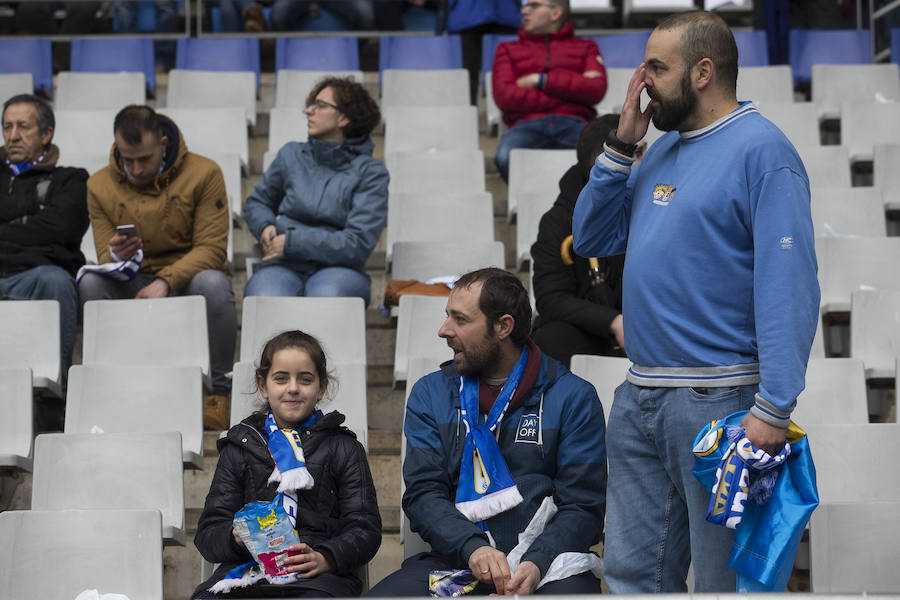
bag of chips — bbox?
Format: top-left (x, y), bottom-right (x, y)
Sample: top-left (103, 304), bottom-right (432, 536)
top-left (233, 497), bottom-right (301, 580)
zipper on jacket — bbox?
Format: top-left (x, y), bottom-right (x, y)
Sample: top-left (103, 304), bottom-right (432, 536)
top-left (8, 175), bottom-right (13, 195)
top-left (544, 35), bottom-right (551, 73)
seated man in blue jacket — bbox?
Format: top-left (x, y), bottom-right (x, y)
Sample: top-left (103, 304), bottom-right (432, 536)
top-left (367, 268), bottom-right (606, 596)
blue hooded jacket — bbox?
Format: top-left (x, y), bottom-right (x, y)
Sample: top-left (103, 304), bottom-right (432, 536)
top-left (243, 136), bottom-right (389, 276)
top-left (447, 0), bottom-right (521, 32)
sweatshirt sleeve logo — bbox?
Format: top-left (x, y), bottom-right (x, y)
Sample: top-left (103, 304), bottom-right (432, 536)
top-left (652, 184), bottom-right (677, 206)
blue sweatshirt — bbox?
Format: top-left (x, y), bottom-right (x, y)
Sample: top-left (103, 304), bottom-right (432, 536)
top-left (573, 103), bottom-right (820, 428)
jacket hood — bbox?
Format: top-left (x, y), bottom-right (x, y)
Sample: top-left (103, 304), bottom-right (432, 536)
top-left (307, 135), bottom-right (374, 170)
top-left (518, 19), bottom-right (575, 42)
top-left (0, 143), bottom-right (60, 170)
top-left (555, 163), bottom-right (586, 214)
top-left (108, 113), bottom-right (186, 192)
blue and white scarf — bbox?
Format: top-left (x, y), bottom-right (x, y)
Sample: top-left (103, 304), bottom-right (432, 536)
top-left (76, 249), bottom-right (143, 283)
top-left (694, 423), bottom-right (791, 530)
top-left (454, 348), bottom-right (526, 523)
top-left (209, 411), bottom-right (322, 594)
top-left (5, 148), bottom-right (47, 176)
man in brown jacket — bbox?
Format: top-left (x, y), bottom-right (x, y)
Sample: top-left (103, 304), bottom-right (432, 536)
top-left (78, 105), bottom-right (236, 430)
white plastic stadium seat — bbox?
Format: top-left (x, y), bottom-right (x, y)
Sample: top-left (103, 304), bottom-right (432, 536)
top-left (756, 102), bottom-right (820, 147)
top-left (230, 360), bottom-right (259, 428)
top-left (0, 509), bottom-right (163, 600)
top-left (31, 431), bottom-right (185, 545)
top-left (485, 72), bottom-right (504, 135)
top-left (239, 297), bottom-right (368, 448)
top-left (163, 107), bottom-right (249, 169)
top-left (737, 65), bottom-right (794, 104)
top-left (384, 105), bottom-right (479, 155)
top-left (391, 241), bottom-right (506, 281)
top-left (54, 109), bottom-right (119, 164)
top-left (381, 69), bottom-right (470, 115)
top-left (810, 187), bottom-right (886, 238)
top-left (516, 190), bottom-right (558, 270)
top-left (386, 150), bottom-right (485, 195)
top-left (802, 423), bottom-right (900, 504)
top-left (810, 501), bottom-right (900, 593)
top-left (0, 73), bottom-right (33, 101)
top-left (275, 69), bottom-right (363, 108)
top-left (82, 297), bottom-right (210, 379)
top-left (816, 236), bottom-right (900, 313)
top-left (850, 289), bottom-right (900, 379)
top-left (569, 354), bottom-right (629, 425)
top-left (595, 67), bottom-right (633, 114)
top-left (394, 294), bottom-right (452, 385)
top-left (167, 69), bottom-right (257, 126)
top-left (812, 64), bottom-right (900, 120)
top-left (795, 145), bottom-right (851, 188)
top-left (874, 144), bottom-right (900, 210)
top-left (508, 149), bottom-right (575, 222)
top-left (840, 102), bottom-right (900, 163)
top-left (205, 152), bottom-right (243, 219)
top-left (794, 358), bottom-right (868, 425)
top-left (55, 71), bottom-right (145, 110)
top-left (268, 106), bottom-right (308, 152)
top-left (386, 191), bottom-right (494, 265)
top-left (65, 364), bottom-right (204, 469)
top-left (0, 300), bottom-right (60, 396)
top-left (0, 367), bottom-right (33, 471)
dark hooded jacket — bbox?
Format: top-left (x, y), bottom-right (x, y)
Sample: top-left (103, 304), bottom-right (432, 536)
top-left (193, 410), bottom-right (381, 598)
top-left (0, 144), bottom-right (89, 277)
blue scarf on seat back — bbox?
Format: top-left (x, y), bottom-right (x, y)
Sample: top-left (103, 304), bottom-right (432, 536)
top-left (454, 347), bottom-right (527, 523)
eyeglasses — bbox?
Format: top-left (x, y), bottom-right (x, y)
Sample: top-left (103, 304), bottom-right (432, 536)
top-left (521, 1), bottom-right (552, 10)
top-left (308, 98), bottom-right (340, 111)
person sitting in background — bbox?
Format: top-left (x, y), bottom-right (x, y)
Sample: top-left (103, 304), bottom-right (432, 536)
top-left (270, 0), bottom-right (374, 30)
top-left (78, 105), bottom-right (236, 431)
top-left (243, 77), bottom-right (388, 304)
top-left (192, 330), bottom-right (381, 599)
top-left (0, 94), bottom-right (88, 389)
top-left (531, 114), bottom-right (636, 367)
top-left (492, 0), bottom-right (607, 181)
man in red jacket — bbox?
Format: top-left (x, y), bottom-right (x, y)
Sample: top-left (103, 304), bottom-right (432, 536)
top-left (492, 0), bottom-right (607, 182)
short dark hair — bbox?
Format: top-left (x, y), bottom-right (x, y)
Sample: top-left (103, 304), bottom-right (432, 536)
top-left (455, 268), bottom-right (532, 347)
top-left (3, 94), bottom-right (54, 137)
top-left (305, 77), bottom-right (381, 140)
top-left (113, 105), bottom-right (162, 145)
top-left (656, 10), bottom-right (738, 93)
top-left (577, 114), bottom-right (619, 180)
top-left (254, 330), bottom-right (336, 406)
top-left (548, 0), bottom-right (571, 22)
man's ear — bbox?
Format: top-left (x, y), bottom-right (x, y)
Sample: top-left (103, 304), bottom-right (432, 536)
top-left (159, 134), bottom-right (169, 151)
top-left (494, 314), bottom-right (515, 341)
top-left (694, 57), bottom-right (714, 90)
top-left (40, 126), bottom-right (53, 147)
top-left (338, 114), bottom-right (350, 130)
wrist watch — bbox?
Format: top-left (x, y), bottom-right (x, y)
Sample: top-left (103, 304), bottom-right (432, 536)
top-left (606, 129), bottom-right (638, 156)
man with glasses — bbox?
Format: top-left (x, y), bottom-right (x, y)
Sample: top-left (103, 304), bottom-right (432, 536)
top-left (492, 0), bottom-right (607, 182)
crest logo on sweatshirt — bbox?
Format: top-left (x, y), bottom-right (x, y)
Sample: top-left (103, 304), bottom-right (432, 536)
top-left (652, 184), bottom-right (677, 206)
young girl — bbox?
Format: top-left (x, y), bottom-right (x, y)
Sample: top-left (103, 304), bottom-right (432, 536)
top-left (192, 330), bottom-right (381, 598)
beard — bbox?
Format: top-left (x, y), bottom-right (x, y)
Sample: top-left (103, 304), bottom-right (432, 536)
top-left (451, 329), bottom-right (502, 378)
top-left (649, 70), bottom-right (697, 132)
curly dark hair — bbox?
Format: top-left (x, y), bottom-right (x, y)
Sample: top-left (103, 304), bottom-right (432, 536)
top-left (305, 77), bottom-right (381, 140)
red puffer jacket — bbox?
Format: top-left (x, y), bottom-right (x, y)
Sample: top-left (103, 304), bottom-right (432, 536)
top-left (492, 20), bottom-right (607, 128)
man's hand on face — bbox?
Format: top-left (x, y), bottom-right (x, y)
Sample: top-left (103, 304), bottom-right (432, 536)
top-left (135, 277), bottom-right (169, 299)
top-left (505, 561), bottom-right (541, 595)
top-left (108, 233), bottom-right (143, 261)
top-left (468, 546), bottom-right (511, 594)
top-left (618, 63), bottom-right (653, 145)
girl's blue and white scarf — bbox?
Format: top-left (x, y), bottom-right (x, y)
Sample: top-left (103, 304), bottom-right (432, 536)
top-left (5, 148), bottom-right (47, 176)
top-left (209, 410), bottom-right (322, 594)
top-left (454, 348), bottom-right (526, 523)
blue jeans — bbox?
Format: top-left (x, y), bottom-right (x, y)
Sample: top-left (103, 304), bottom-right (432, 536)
top-left (494, 115), bottom-right (585, 182)
top-left (270, 0), bottom-right (375, 30)
top-left (244, 264), bottom-right (371, 305)
top-left (114, 1), bottom-right (177, 68)
top-left (603, 381), bottom-right (758, 593)
top-left (0, 265), bottom-right (78, 390)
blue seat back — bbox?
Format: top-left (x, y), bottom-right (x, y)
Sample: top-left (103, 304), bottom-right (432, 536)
top-left (176, 37), bottom-right (261, 87)
top-left (481, 33), bottom-right (517, 80)
top-left (733, 30), bottom-right (769, 66)
top-left (892, 28), bottom-right (900, 65)
top-left (276, 37), bottom-right (360, 71)
top-left (71, 37), bottom-right (156, 92)
top-left (590, 30), bottom-right (651, 68)
top-left (379, 35), bottom-right (463, 72)
top-left (0, 39), bottom-right (51, 93)
top-left (790, 29), bottom-right (871, 83)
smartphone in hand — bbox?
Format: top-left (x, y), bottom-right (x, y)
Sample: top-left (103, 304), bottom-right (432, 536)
top-left (116, 224), bottom-right (138, 238)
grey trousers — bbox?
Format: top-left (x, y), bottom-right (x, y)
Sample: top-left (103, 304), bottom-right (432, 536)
top-left (78, 269), bottom-right (237, 394)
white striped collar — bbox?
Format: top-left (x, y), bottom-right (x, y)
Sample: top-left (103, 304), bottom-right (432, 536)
top-left (679, 101), bottom-right (758, 143)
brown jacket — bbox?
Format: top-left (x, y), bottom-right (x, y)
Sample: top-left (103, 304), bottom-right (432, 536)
top-left (86, 115), bottom-right (228, 292)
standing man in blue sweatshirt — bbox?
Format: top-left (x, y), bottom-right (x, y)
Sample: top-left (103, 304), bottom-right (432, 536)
top-left (573, 11), bottom-right (819, 593)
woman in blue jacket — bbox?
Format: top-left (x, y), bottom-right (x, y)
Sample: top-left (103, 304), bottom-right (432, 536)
top-left (243, 77), bottom-right (388, 303)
